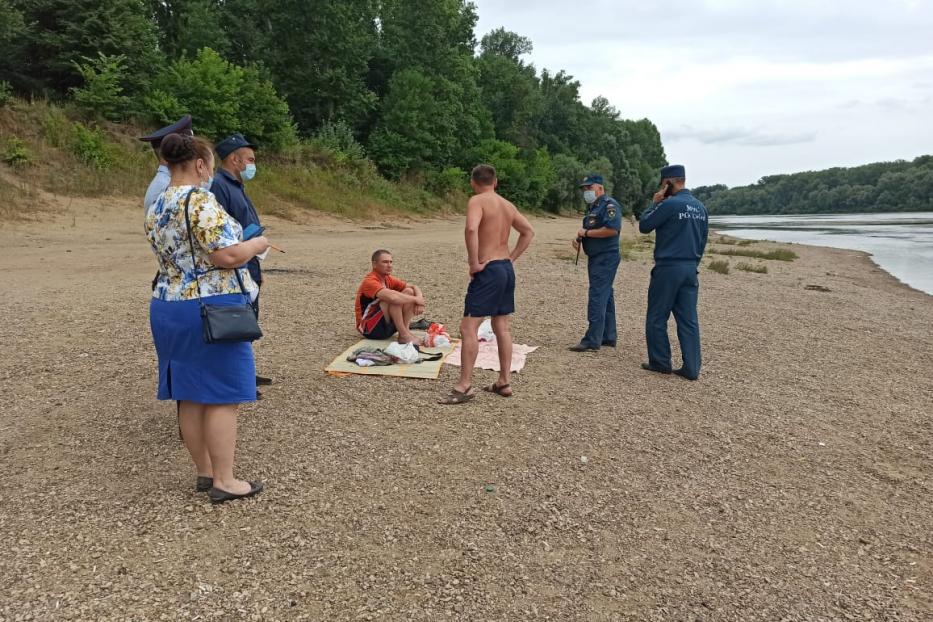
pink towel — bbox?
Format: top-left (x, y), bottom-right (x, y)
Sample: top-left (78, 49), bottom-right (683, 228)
top-left (446, 341), bottom-right (538, 372)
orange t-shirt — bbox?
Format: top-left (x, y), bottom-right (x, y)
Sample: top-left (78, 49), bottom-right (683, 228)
top-left (354, 271), bottom-right (408, 327)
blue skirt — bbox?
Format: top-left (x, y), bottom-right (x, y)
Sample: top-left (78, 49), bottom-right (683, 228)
top-left (150, 294), bottom-right (257, 404)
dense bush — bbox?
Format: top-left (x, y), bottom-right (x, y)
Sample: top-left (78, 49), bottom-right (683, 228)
top-left (311, 120), bottom-right (366, 162)
top-left (426, 167), bottom-right (468, 197)
top-left (70, 53), bottom-right (131, 121)
top-left (145, 48), bottom-right (296, 150)
top-left (70, 123), bottom-right (113, 168)
top-left (3, 137), bottom-right (32, 167)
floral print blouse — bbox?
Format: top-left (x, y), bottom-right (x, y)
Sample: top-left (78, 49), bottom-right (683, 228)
top-left (145, 185), bottom-right (259, 302)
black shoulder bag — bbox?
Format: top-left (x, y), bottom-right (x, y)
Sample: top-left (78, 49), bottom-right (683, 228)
top-left (182, 189), bottom-right (263, 344)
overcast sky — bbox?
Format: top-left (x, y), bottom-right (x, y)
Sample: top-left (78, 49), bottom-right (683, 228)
top-left (473, 0), bottom-right (933, 187)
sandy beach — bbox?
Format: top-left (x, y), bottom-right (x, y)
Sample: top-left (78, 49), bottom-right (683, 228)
top-left (1, 197), bottom-right (931, 620)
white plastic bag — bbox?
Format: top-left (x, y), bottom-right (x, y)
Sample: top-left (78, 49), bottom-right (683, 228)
top-left (477, 318), bottom-right (496, 342)
top-left (384, 341), bottom-right (419, 364)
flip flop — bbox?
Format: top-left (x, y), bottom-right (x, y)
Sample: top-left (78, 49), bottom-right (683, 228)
top-left (483, 383), bottom-right (512, 397)
top-left (438, 386), bottom-right (474, 405)
top-left (409, 318), bottom-right (432, 330)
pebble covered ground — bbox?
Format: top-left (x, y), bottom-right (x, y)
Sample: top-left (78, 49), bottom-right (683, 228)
top-left (1, 198), bottom-right (931, 621)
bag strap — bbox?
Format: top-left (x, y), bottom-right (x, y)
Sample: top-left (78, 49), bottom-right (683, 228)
top-left (181, 188), bottom-right (250, 303)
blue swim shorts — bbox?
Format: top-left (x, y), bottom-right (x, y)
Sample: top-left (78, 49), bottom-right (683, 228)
top-left (464, 259), bottom-right (515, 317)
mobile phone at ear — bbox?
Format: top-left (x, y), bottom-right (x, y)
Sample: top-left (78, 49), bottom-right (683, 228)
top-left (242, 223), bottom-right (265, 240)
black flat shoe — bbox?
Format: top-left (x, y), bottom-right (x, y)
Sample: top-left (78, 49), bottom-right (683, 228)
top-left (409, 318), bottom-right (432, 330)
top-left (602, 341), bottom-right (617, 348)
top-left (641, 362), bottom-right (672, 374)
top-left (255, 375), bottom-right (273, 386)
top-left (196, 476), bottom-right (214, 492)
top-left (209, 481), bottom-right (264, 504)
top-left (673, 368), bottom-right (698, 381)
top-left (569, 343), bottom-right (599, 352)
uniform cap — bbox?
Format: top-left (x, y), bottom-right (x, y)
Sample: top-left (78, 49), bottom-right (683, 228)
top-left (216, 133), bottom-right (257, 160)
top-left (138, 115), bottom-right (193, 149)
top-left (578, 174), bottom-right (604, 187)
top-left (660, 164), bottom-right (686, 179)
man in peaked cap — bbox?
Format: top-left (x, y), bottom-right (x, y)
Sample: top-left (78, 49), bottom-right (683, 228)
top-left (569, 173), bottom-right (624, 352)
top-left (210, 133), bottom-right (273, 390)
top-left (139, 114), bottom-right (193, 211)
top-left (637, 164), bottom-right (709, 380)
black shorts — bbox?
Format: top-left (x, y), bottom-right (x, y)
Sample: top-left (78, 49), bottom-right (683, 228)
top-left (359, 304), bottom-right (397, 340)
top-left (464, 259), bottom-right (515, 317)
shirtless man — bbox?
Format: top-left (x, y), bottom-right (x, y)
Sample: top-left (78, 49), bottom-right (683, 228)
top-left (439, 164), bottom-right (535, 404)
top-left (355, 249), bottom-right (426, 344)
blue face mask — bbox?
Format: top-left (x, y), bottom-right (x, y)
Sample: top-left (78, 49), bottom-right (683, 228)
top-left (241, 163), bottom-right (257, 181)
top-left (200, 176), bottom-right (214, 191)
top-left (583, 190), bottom-right (597, 204)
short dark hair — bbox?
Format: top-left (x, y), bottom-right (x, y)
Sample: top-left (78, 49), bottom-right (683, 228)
top-left (471, 164), bottom-right (497, 186)
top-left (371, 249), bottom-right (391, 263)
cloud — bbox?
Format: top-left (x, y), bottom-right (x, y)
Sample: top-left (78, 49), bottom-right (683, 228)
top-left (666, 125), bottom-right (818, 147)
top-left (471, 0), bottom-right (933, 186)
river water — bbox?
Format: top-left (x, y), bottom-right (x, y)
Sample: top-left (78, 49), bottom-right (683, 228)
top-left (709, 212), bottom-right (933, 295)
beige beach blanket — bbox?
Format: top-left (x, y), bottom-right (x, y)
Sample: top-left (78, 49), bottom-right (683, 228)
top-left (324, 337), bottom-right (458, 379)
top-left (445, 341), bottom-right (538, 373)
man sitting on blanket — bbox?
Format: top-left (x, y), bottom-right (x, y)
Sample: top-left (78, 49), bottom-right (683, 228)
top-left (355, 249), bottom-right (427, 344)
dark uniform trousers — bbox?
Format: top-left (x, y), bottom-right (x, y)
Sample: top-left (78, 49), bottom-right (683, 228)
top-left (582, 251), bottom-right (621, 347)
top-left (645, 262), bottom-right (701, 377)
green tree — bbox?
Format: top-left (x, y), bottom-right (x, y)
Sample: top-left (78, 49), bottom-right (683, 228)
top-left (464, 139), bottom-right (554, 209)
top-left (476, 29), bottom-right (541, 148)
top-left (254, 0), bottom-right (378, 135)
top-left (369, 69), bottom-right (489, 178)
top-left (7, 0), bottom-right (162, 97)
top-left (70, 53), bottom-right (131, 121)
top-left (379, 0), bottom-right (478, 77)
top-left (0, 0), bottom-right (24, 57)
top-left (546, 153), bottom-right (588, 212)
top-left (146, 48), bottom-right (295, 149)
top-left (148, 0), bottom-right (231, 59)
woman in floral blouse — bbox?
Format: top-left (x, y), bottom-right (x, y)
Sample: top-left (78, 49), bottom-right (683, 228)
top-left (146, 133), bottom-right (271, 504)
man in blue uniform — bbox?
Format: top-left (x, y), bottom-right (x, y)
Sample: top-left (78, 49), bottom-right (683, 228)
top-left (139, 114), bottom-right (193, 210)
top-left (569, 174), bottom-right (624, 352)
top-left (211, 133), bottom-right (272, 388)
top-left (638, 164), bottom-right (708, 380)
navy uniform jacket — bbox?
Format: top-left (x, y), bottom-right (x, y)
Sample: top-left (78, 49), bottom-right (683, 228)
top-left (582, 195), bottom-right (623, 256)
top-left (211, 169), bottom-right (263, 285)
top-left (639, 189), bottom-right (708, 265)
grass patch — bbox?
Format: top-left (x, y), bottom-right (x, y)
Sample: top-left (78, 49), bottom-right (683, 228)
top-left (711, 247), bottom-right (798, 261)
top-left (736, 262), bottom-right (768, 274)
top-left (1, 98), bottom-right (469, 220)
top-left (707, 259), bottom-right (730, 274)
top-left (715, 236), bottom-right (755, 246)
top-left (0, 175), bottom-right (44, 220)
top-left (619, 235), bottom-right (654, 261)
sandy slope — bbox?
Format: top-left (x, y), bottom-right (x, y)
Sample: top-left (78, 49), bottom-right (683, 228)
top-left (0, 195), bottom-right (931, 621)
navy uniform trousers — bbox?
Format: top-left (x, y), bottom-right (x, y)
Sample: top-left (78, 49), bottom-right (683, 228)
top-left (645, 262), bottom-right (701, 377)
top-left (582, 251), bottom-right (621, 347)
